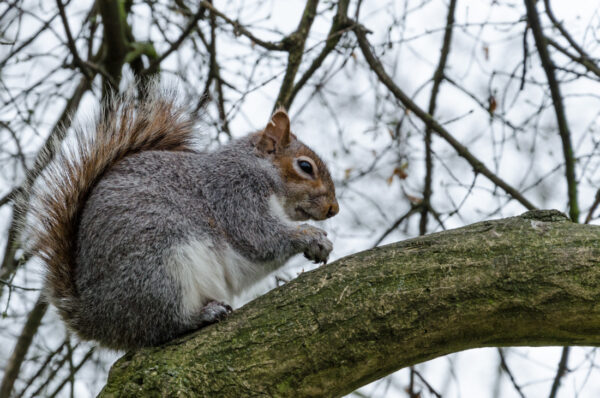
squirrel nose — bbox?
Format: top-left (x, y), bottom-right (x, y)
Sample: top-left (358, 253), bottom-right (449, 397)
top-left (326, 201), bottom-right (339, 218)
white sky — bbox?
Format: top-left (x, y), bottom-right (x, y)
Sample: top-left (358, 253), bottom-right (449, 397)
top-left (1, 0), bottom-right (599, 397)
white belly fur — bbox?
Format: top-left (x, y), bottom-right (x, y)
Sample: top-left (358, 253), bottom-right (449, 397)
top-left (166, 239), bottom-right (270, 316)
top-left (167, 194), bottom-right (291, 316)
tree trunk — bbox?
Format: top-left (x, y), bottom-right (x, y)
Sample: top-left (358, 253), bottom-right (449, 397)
top-left (99, 210), bottom-right (600, 397)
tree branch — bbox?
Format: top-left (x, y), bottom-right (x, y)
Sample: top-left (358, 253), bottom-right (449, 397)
top-left (584, 189), bottom-right (600, 225)
top-left (545, 37), bottom-right (600, 79)
top-left (0, 295), bottom-right (48, 398)
top-left (353, 25), bottom-right (537, 211)
top-left (1, 76), bottom-right (92, 298)
top-left (197, 1), bottom-right (285, 51)
top-left (284, 0), bottom-right (351, 109)
top-left (524, 0), bottom-right (578, 221)
top-left (100, 210), bottom-right (600, 397)
top-left (420, 0), bottom-right (457, 235)
top-left (144, 5), bottom-right (206, 75)
top-left (98, 0), bottom-right (129, 95)
top-left (548, 346), bottom-right (570, 398)
top-left (207, 1), bottom-right (231, 137)
top-left (56, 0), bottom-right (92, 79)
top-left (497, 348), bottom-right (526, 398)
top-left (543, 0), bottom-right (600, 78)
top-left (274, 0), bottom-right (320, 108)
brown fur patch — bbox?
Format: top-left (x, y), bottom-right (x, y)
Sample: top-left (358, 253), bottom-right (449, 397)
top-left (276, 144), bottom-right (332, 192)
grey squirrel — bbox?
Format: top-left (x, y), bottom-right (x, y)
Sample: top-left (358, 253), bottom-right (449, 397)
top-left (26, 91), bottom-right (338, 350)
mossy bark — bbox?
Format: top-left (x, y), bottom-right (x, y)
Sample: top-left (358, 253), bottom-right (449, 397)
top-left (99, 210), bottom-right (600, 397)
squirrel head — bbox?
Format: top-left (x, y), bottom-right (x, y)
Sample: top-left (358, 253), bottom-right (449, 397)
top-left (252, 108), bottom-right (339, 221)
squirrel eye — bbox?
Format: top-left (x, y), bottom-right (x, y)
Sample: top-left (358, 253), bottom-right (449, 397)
top-left (297, 160), bottom-right (313, 175)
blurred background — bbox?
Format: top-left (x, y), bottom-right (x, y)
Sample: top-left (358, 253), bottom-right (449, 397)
top-left (0, 0), bottom-right (599, 396)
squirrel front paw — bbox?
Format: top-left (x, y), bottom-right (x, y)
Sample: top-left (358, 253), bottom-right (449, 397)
top-left (297, 224), bottom-right (333, 264)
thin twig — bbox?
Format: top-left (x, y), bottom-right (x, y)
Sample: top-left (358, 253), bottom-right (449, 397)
top-left (0, 13), bottom-right (60, 70)
top-left (546, 37), bottom-right (600, 79)
top-left (584, 189), bottom-right (600, 224)
top-left (0, 295), bottom-right (49, 398)
top-left (207, 0), bottom-right (231, 137)
top-left (46, 348), bottom-right (95, 398)
top-left (543, 0), bottom-right (600, 77)
top-left (497, 348), bottom-right (527, 398)
top-left (420, 0), bottom-right (457, 236)
top-left (145, 5), bottom-right (206, 74)
top-left (0, 279), bottom-right (40, 291)
top-left (27, 345), bottom-right (75, 398)
top-left (373, 205), bottom-right (419, 247)
top-left (548, 346), bottom-right (570, 398)
top-left (0, 76), bottom-right (92, 301)
top-left (412, 369), bottom-right (442, 398)
top-left (56, 0), bottom-right (92, 79)
top-left (14, 341), bottom-right (67, 398)
top-left (524, 0), bottom-right (578, 221)
top-left (353, 25), bottom-right (536, 211)
top-left (198, 1), bottom-right (285, 51)
top-left (520, 24), bottom-right (529, 90)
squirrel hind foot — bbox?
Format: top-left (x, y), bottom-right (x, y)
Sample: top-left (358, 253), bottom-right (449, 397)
top-left (195, 300), bottom-right (233, 327)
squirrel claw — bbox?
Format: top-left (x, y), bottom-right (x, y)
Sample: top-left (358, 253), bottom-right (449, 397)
top-left (301, 226), bottom-right (333, 264)
top-left (196, 300), bottom-right (232, 327)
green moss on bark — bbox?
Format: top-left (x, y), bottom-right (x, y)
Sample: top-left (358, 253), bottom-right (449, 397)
top-left (99, 210), bottom-right (600, 397)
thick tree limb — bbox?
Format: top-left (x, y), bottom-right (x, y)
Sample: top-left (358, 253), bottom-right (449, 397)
top-left (99, 210), bottom-right (600, 397)
top-left (98, 0), bottom-right (129, 94)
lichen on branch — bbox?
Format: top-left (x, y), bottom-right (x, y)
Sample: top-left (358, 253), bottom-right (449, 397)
top-left (100, 210), bottom-right (600, 398)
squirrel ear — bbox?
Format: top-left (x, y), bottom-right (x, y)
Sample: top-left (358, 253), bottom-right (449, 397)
top-left (257, 109), bottom-right (291, 153)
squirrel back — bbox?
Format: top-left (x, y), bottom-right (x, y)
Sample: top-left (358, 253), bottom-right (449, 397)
top-left (27, 91), bottom-right (196, 329)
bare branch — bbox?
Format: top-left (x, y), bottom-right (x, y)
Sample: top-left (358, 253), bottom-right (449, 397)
top-left (0, 295), bottom-right (48, 398)
top-left (98, 0), bottom-right (130, 94)
top-left (284, 0), bottom-right (351, 109)
top-left (546, 37), bottom-right (600, 79)
top-left (497, 348), bottom-right (527, 398)
top-left (56, 0), bottom-right (92, 79)
top-left (548, 346), bottom-right (570, 398)
top-left (584, 189), bottom-right (600, 225)
top-left (144, 5), bottom-right (206, 75)
top-left (1, 76), bottom-right (92, 298)
top-left (198, 1), bottom-right (285, 51)
top-left (353, 24), bottom-right (537, 211)
top-left (524, 0), bottom-right (578, 221)
top-left (420, 0), bottom-right (457, 235)
top-left (543, 0), bottom-right (600, 77)
top-left (274, 0), bottom-right (320, 108)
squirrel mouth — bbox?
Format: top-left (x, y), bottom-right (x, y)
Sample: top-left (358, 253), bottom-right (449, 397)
top-left (295, 207), bottom-right (313, 220)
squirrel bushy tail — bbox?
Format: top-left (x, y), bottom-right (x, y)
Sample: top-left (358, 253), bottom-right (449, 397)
top-left (26, 90), bottom-right (196, 328)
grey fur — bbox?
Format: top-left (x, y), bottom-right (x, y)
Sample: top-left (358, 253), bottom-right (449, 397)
top-left (73, 136), bottom-right (333, 349)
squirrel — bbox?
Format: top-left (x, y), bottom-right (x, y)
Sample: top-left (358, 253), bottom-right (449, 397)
top-left (26, 90), bottom-right (339, 350)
